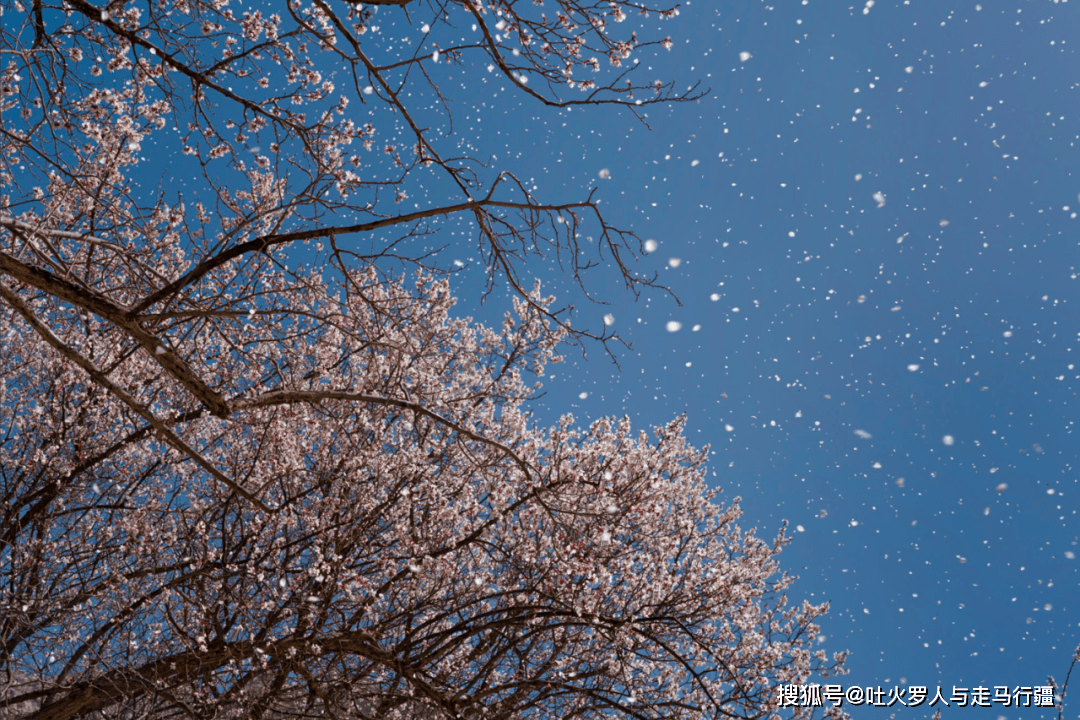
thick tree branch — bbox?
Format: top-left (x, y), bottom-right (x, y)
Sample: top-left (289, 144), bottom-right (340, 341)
top-left (0, 279), bottom-right (271, 511)
top-left (0, 250), bottom-right (231, 418)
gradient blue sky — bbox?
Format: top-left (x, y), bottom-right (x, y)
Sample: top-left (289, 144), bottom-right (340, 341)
top-left (434, 0), bottom-right (1080, 715)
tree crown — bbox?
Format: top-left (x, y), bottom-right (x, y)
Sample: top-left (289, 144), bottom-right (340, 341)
top-left (1, 0), bottom-right (845, 717)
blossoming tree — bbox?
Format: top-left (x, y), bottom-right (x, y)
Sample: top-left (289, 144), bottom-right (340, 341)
top-left (0, 0), bottom-right (847, 717)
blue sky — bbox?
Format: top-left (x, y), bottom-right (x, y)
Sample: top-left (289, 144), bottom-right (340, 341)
top-left (432, 0), bottom-right (1080, 714)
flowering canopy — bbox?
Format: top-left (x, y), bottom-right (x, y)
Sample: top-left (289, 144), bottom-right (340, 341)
top-left (1, 0), bottom-right (845, 717)
top-left (1, 271), bottom-right (845, 718)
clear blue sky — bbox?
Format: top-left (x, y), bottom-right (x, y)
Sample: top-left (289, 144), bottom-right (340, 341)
top-left (438, 0), bottom-right (1080, 714)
